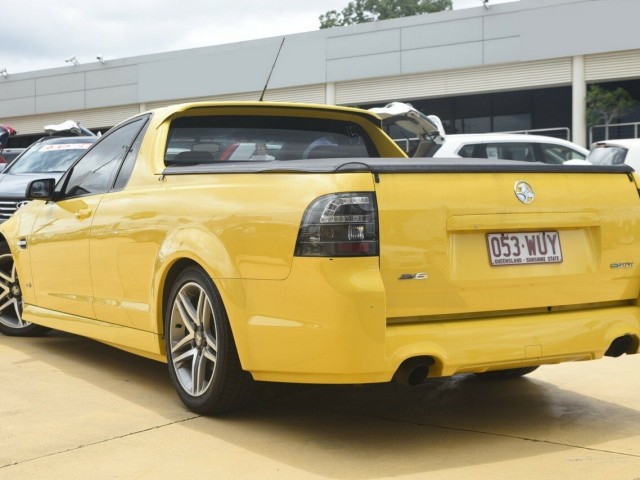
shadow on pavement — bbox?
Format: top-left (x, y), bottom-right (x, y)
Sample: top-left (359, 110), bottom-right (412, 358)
top-left (3, 330), bottom-right (640, 478)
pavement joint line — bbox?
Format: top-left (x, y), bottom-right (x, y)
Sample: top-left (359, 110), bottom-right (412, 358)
top-left (0, 414), bottom-right (201, 469)
top-left (309, 406), bottom-right (640, 460)
top-left (4, 399), bottom-right (640, 469)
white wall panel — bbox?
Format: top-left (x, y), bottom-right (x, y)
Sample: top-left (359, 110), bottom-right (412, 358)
top-left (261, 84), bottom-right (326, 104)
top-left (327, 30), bottom-right (400, 60)
top-left (86, 85), bottom-right (138, 109)
top-left (402, 42), bottom-right (483, 75)
top-left (483, 37), bottom-right (521, 65)
top-left (145, 84), bottom-right (327, 110)
top-left (328, 53), bottom-right (401, 82)
top-left (0, 79), bottom-right (35, 101)
top-left (0, 97), bottom-right (36, 118)
top-left (36, 92), bottom-right (85, 114)
top-left (86, 65), bottom-right (138, 89)
top-left (402, 18), bottom-right (482, 49)
top-left (36, 73), bottom-right (84, 95)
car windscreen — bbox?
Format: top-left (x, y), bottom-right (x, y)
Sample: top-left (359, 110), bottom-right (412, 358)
top-left (165, 115), bottom-right (378, 166)
top-left (8, 142), bottom-right (94, 174)
top-left (587, 146), bottom-right (628, 166)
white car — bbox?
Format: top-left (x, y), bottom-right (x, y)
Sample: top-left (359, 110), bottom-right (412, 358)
top-left (587, 138), bottom-right (640, 170)
top-left (430, 133), bottom-right (589, 164)
top-left (371, 102), bottom-right (589, 164)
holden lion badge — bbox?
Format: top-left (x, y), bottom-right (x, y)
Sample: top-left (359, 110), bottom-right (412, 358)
top-left (514, 181), bottom-right (535, 204)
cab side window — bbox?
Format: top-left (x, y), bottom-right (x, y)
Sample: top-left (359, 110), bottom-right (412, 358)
top-left (63, 117), bottom-right (147, 198)
top-left (486, 143), bottom-right (535, 162)
top-left (457, 144), bottom-right (477, 158)
top-left (539, 143), bottom-right (586, 164)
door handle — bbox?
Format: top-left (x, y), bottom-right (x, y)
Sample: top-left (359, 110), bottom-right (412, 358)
top-left (75, 208), bottom-right (92, 219)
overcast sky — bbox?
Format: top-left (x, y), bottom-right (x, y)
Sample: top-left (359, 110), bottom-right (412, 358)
top-left (1, 0), bottom-right (517, 75)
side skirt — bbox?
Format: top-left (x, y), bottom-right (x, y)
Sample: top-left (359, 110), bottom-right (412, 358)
top-left (23, 304), bottom-right (165, 362)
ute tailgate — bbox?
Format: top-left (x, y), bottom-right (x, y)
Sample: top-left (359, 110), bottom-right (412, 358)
top-left (372, 162), bottom-right (640, 320)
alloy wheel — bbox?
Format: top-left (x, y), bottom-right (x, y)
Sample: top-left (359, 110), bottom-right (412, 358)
top-left (168, 281), bottom-right (218, 397)
top-left (0, 253), bottom-right (28, 330)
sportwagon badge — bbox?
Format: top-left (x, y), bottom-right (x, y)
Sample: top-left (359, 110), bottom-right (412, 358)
top-left (514, 181), bottom-right (535, 204)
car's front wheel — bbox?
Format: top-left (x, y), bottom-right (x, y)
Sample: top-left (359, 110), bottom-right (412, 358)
top-left (0, 241), bottom-right (49, 337)
top-left (165, 266), bottom-right (253, 414)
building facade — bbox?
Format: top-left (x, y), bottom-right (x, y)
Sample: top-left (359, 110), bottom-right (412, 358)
top-left (1, 0), bottom-right (639, 147)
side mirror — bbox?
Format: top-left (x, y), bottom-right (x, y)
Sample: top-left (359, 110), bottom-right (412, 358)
top-left (26, 178), bottom-right (56, 200)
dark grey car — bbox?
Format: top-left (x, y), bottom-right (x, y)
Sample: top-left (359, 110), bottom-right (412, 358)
top-left (0, 136), bottom-right (97, 221)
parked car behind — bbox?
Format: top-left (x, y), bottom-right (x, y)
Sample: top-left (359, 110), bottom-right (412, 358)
top-left (0, 148), bottom-right (25, 164)
top-left (0, 136), bottom-right (96, 221)
top-left (0, 124), bottom-right (17, 165)
top-left (587, 138), bottom-right (640, 170)
top-left (371, 102), bottom-right (589, 164)
top-left (431, 133), bottom-right (589, 164)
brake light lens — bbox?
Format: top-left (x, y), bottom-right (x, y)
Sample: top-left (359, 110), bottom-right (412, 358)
top-left (295, 192), bottom-right (378, 257)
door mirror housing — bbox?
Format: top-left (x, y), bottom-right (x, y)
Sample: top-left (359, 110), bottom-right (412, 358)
top-left (26, 178), bottom-right (56, 200)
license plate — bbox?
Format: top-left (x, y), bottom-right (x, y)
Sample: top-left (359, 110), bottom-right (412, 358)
top-left (487, 231), bottom-right (563, 266)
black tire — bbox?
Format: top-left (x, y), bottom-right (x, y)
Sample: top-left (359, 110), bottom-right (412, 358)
top-left (475, 366), bottom-right (539, 380)
top-left (0, 241), bottom-right (49, 337)
top-left (164, 266), bottom-right (253, 414)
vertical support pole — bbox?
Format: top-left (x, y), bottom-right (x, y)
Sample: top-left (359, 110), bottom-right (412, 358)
top-left (572, 55), bottom-right (587, 147)
top-left (326, 82), bottom-right (336, 106)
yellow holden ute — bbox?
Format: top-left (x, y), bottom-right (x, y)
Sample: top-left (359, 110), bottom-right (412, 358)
top-left (1, 101), bottom-right (639, 414)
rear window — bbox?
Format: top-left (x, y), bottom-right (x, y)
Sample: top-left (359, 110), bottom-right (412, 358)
top-left (165, 115), bottom-right (378, 166)
top-left (588, 146), bottom-right (628, 166)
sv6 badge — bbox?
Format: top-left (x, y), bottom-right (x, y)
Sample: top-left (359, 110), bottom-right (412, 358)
top-left (399, 273), bottom-right (428, 280)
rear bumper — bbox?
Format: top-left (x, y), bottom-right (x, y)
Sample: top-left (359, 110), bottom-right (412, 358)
top-left (386, 304), bottom-right (640, 378)
top-left (220, 258), bottom-right (640, 383)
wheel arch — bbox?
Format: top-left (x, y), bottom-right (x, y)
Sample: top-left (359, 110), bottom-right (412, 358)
top-left (155, 256), bottom-right (251, 368)
top-left (151, 225), bottom-right (248, 358)
top-left (152, 225), bottom-right (239, 323)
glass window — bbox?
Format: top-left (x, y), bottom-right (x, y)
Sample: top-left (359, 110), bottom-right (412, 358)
top-left (63, 117), bottom-right (147, 198)
top-left (385, 124), bottom-right (420, 155)
top-left (540, 143), bottom-right (587, 164)
top-left (454, 117), bottom-right (491, 134)
top-left (493, 114), bottom-right (532, 132)
top-left (457, 144), bottom-right (477, 158)
top-left (485, 143), bottom-right (535, 161)
top-left (8, 140), bottom-right (95, 174)
top-left (588, 146), bottom-right (628, 165)
top-left (165, 115), bottom-right (377, 165)
top-left (113, 117), bottom-right (150, 190)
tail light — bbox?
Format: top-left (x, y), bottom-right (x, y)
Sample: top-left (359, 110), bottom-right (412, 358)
top-left (295, 192), bottom-right (378, 257)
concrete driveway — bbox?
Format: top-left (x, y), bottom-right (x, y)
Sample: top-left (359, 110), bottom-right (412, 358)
top-left (2, 330), bottom-right (640, 479)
